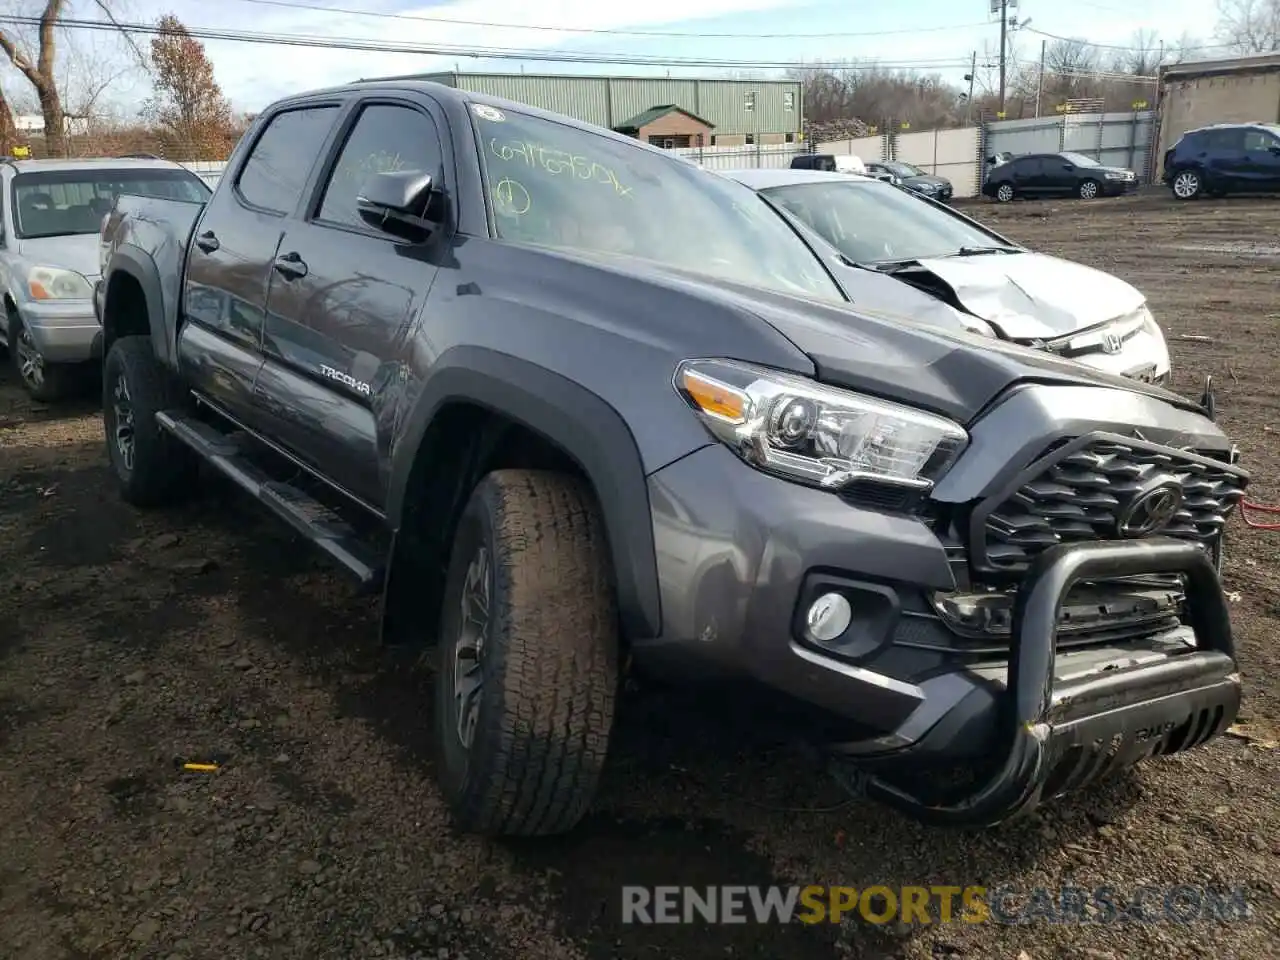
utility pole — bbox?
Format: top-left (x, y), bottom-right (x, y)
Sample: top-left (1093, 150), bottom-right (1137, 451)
top-left (965, 51), bottom-right (977, 124)
top-left (997, 0), bottom-right (1008, 114)
top-left (1035, 37), bottom-right (1046, 117)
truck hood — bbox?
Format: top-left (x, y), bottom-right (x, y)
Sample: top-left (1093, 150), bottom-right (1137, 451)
top-left (15, 234), bottom-right (103, 281)
top-left (494, 244), bottom-right (1195, 424)
top-left (908, 250), bottom-right (1146, 339)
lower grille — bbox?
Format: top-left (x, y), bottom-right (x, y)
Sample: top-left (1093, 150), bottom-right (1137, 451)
top-left (969, 433), bottom-right (1247, 575)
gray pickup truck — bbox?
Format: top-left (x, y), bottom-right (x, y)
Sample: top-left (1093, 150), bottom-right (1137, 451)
top-left (95, 78), bottom-right (1248, 837)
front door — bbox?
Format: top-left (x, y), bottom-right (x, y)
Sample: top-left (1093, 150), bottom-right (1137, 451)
top-left (1241, 128), bottom-right (1280, 190)
top-left (255, 99), bottom-right (450, 510)
top-left (179, 103), bottom-right (341, 426)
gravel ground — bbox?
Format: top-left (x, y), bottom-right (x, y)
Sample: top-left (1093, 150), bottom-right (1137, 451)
top-left (1, 194), bottom-right (1278, 960)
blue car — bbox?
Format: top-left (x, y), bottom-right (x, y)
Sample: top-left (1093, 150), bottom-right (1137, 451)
top-left (1163, 122), bottom-right (1280, 200)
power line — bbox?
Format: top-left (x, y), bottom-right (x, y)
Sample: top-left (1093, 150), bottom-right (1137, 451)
top-left (2, 14), bottom-right (974, 71)
top-left (1021, 26), bottom-right (1237, 54)
top-left (224, 0), bottom-right (995, 41)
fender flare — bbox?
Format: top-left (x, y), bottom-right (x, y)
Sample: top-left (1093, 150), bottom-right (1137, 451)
top-left (103, 246), bottom-right (174, 367)
top-left (387, 346), bottom-right (662, 641)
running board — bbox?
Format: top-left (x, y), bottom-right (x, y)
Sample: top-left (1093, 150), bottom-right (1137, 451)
top-left (155, 410), bottom-right (384, 589)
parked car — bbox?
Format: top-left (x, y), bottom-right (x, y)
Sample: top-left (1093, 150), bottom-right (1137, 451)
top-left (791, 153), bottom-right (867, 175)
top-left (97, 80), bottom-right (1245, 838)
top-left (722, 169), bottom-right (1171, 385)
top-left (865, 160), bottom-right (953, 201)
top-left (0, 156), bottom-right (211, 400)
top-left (1162, 122), bottom-right (1280, 200)
top-left (982, 151), bottom-right (1138, 202)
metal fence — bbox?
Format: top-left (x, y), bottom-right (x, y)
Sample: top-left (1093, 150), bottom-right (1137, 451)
top-left (177, 108), bottom-right (1158, 198)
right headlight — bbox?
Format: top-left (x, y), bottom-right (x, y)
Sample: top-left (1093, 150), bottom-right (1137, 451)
top-left (674, 359), bottom-right (969, 491)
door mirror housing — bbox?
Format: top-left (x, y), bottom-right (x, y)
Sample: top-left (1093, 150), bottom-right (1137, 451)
top-left (356, 170), bottom-right (437, 241)
top-left (1269, 143), bottom-right (1280, 156)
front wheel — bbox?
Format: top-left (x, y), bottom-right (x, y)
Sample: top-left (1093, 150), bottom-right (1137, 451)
top-left (1171, 169), bottom-right (1203, 201)
top-left (102, 335), bottom-right (198, 507)
top-left (433, 469), bottom-right (619, 837)
top-left (995, 183), bottom-right (1015, 203)
top-left (9, 311), bottom-right (79, 402)
top-left (1078, 179), bottom-right (1100, 200)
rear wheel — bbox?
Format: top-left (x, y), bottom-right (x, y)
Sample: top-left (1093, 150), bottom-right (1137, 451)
top-left (433, 469), bottom-right (619, 837)
top-left (102, 335), bottom-right (198, 507)
top-left (995, 183), bottom-right (1015, 203)
top-left (1171, 169), bottom-right (1203, 201)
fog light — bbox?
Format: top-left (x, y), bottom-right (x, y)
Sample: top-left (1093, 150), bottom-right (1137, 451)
top-left (806, 592), bottom-right (852, 643)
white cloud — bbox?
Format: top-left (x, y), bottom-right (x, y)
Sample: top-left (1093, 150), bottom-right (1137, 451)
top-left (193, 0), bottom-right (813, 108)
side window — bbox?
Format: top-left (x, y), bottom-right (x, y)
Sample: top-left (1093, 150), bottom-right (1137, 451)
top-left (317, 104), bottom-right (443, 231)
top-left (236, 106), bottom-right (339, 214)
top-left (1243, 129), bottom-right (1277, 152)
top-left (1012, 157), bottom-right (1040, 177)
top-left (1207, 128), bottom-right (1244, 151)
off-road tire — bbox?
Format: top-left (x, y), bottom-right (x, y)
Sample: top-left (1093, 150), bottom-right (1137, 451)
top-left (9, 309), bottom-right (78, 402)
top-left (103, 335), bottom-right (198, 508)
top-left (434, 468), bottom-right (619, 837)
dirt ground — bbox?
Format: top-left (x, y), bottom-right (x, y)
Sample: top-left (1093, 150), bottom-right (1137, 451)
top-left (2, 194), bottom-right (1278, 960)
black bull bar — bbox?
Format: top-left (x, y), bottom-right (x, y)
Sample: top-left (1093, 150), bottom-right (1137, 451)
top-left (859, 538), bottom-right (1241, 826)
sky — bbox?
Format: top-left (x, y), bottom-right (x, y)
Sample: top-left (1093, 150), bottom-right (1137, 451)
top-left (1, 0), bottom-right (1227, 116)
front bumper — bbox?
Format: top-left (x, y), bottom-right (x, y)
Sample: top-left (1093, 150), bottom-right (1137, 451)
top-left (642, 444), bottom-right (1240, 826)
top-left (841, 538), bottom-right (1238, 826)
top-left (1102, 178), bottom-right (1139, 196)
top-left (19, 298), bottom-right (101, 363)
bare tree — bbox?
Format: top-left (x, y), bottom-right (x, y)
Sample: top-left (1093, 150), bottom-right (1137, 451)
top-left (0, 0), bottom-right (145, 156)
top-left (1215, 0), bottom-right (1280, 53)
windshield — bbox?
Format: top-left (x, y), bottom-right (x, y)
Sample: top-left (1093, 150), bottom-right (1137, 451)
top-left (885, 161), bottom-right (924, 178)
top-left (12, 168), bottom-right (211, 239)
top-left (761, 179), bottom-right (1010, 264)
top-left (472, 105), bottom-right (845, 304)
top-left (1060, 152), bottom-right (1100, 167)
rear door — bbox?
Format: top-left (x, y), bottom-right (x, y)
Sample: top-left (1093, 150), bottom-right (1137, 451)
top-left (180, 101), bottom-right (341, 425)
top-left (1009, 156), bottom-right (1044, 194)
top-left (1204, 128), bottom-right (1247, 186)
top-left (254, 96), bottom-right (452, 510)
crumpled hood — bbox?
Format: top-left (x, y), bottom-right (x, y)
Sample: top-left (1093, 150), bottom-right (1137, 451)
top-left (911, 250), bottom-right (1146, 339)
top-left (15, 234), bottom-right (103, 281)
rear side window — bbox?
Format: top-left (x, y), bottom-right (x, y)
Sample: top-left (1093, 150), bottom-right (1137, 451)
top-left (1011, 157), bottom-right (1040, 176)
top-left (237, 106), bottom-right (339, 214)
top-left (1205, 128), bottom-right (1244, 151)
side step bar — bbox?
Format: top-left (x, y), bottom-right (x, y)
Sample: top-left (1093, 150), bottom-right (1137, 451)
top-left (156, 410), bottom-right (384, 590)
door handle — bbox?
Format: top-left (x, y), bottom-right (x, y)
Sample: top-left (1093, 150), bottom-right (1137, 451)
top-left (273, 252), bottom-right (308, 280)
top-left (195, 230), bottom-right (219, 253)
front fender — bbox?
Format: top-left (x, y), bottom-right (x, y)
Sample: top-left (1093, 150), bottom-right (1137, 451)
top-left (387, 346), bottom-right (666, 641)
top-left (104, 245), bottom-right (174, 368)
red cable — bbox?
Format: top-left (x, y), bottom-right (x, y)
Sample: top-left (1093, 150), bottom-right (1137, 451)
top-left (1240, 498), bottom-right (1280, 531)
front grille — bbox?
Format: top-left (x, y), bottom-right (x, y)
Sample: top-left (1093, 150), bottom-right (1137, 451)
top-left (968, 434), bottom-right (1247, 575)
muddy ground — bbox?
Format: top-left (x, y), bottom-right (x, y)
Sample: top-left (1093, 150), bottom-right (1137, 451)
top-left (1, 195), bottom-right (1278, 960)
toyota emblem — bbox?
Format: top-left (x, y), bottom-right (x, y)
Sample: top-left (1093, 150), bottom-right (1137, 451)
top-left (1116, 480), bottom-right (1184, 537)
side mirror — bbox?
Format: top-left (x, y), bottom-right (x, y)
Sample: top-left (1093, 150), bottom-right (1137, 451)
top-left (356, 170), bottom-right (437, 240)
top-left (1269, 144), bottom-right (1280, 155)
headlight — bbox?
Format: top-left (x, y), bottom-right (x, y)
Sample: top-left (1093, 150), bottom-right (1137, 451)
top-left (26, 265), bottom-right (93, 300)
top-left (1104, 171), bottom-right (1130, 180)
top-left (674, 359), bottom-right (969, 490)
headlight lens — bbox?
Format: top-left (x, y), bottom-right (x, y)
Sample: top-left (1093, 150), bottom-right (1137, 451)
top-left (27, 265), bottom-right (93, 300)
top-left (674, 359), bottom-right (969, 490)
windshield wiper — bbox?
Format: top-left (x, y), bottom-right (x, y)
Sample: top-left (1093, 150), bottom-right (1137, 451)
top-left (951, 245), bottom-right (1021, 257)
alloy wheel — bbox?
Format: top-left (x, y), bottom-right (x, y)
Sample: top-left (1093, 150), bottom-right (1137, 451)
top-left (112, 370), bottom-right (136, 472)
top-left (15, 325), bottom-right (45, 391)
top-left (1079, 180), bottom-right (1098, 200)
top-left (1173, 171), bottom-right (1200, 199)
top-left (452, 544), bottom-right (491, 749)
top-left (996, 184), bottom-right (1013, 202)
